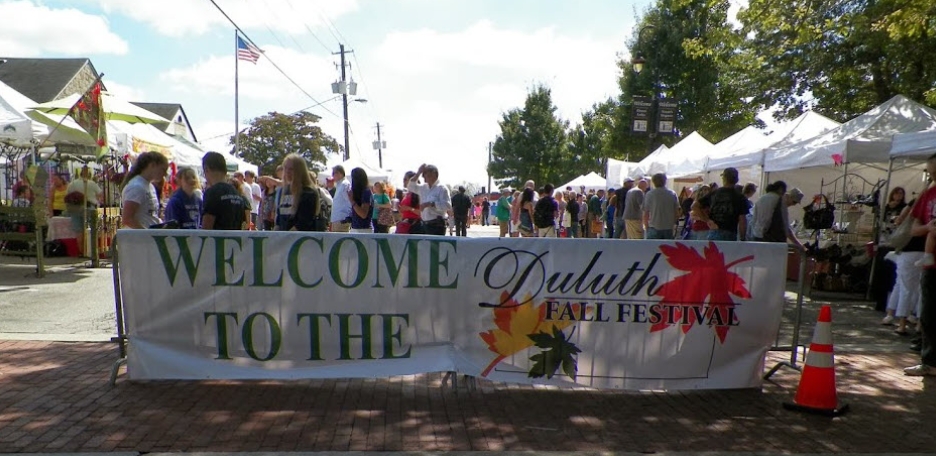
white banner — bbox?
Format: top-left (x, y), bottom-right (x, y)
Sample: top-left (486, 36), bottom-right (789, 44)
top-left (117, 230), bottom-right (787, 390)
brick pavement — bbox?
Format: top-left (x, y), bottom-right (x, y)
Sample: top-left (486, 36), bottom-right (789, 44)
top-left (0, 339), bottom-right (934, 453)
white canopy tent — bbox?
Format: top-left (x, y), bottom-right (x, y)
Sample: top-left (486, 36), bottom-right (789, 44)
top-left (760, 96), bottom-right (936, 231)
top-left (890, 129), bottom-right (936, 159)
top-left (651, 131), bottom-right (715, 179)
top-left (327, 157), bottom-right (391, 185)
top-left (706, 112), bottom-right (841, 172)
top-left (628, 144), bottom-right (668, 178)
top-left (560, 172), bottom-right (607, 192)
top-left (605, 158), bottom-right (639, 189)
top-left (0, 80), bottom-right (95, 149)
top-left (764, 95), bottom-right (936, 172)
top-left (0, 94), bottom-right (32, 146)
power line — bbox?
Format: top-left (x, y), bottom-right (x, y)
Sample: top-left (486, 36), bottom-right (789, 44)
top-left (259, 0), bottom-right (310, 54)
top-left (206, 0), bottom-right (339, 119)
top-left (284, 0), bottom-right (335, 54)
top-left (317, 10), bottom-right (344, 44)
top-left (350, 52), bottom-right (380, 119)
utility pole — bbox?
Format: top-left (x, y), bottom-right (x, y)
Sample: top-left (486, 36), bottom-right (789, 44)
top-left (332, 44), bottom-right (353, 161)
top-left (375, 122), bottom-right (384, 168)
top-left (487, 141), bottom-right (492, 195)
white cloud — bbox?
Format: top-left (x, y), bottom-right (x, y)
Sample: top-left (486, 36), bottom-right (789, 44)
top-left (195, 119), bottom-right (241, 153)
top-left (0, 0), bottom-right (128, 56)
top-left (103, 80), bottom-right (145, 101)
top-left (170, 20), bottom-right (629, 186)
top-left (159, 45), bottom-right (335, 103)
top-left (97, 0), bottom-right (359, 37)
top-left (361, 21), bottom-right (626, 184)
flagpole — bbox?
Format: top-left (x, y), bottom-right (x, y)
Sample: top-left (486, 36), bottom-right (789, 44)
top-left (234, 30), bottom-right (240, 157)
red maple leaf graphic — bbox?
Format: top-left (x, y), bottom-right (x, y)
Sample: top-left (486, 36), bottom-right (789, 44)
top-left (650, 242), bottom-right (753, 342)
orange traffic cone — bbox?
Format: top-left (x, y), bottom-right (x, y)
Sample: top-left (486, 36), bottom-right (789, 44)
top-left (783, 304), bottom-right (849, 416)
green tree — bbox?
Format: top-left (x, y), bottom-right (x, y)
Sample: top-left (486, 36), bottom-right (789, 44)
top-left (488, 85), bottom-right (570, 189)
top-left (232, 111), bottom-right (340, 175)
top-left (739, 0), bottom-right (936, 121)
top-left (567, 99), bottom-right (626, 176)
top-left (616, 0), bottom-right (759, 161)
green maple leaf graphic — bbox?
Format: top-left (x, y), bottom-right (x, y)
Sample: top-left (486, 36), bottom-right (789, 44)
top-left (527, 327), bottom-right (582, 380)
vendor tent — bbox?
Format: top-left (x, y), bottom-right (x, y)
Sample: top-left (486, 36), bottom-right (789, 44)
top-left (0, 80), bottom-right (95, 148)
top-left (890, 129), bottom-right (936, 159)
top-left (764, 95), bottom-right (936, 172)
top-left (706, 112), bottom-right (840, 172)
top-left (333, 157), bottom-right (391, 185)
top-left (0, 94), bottom-right (32, 146)
top-left (605, 158), bottom-right (639, 188)
top-left (560, 172), bottom-right (607, 192)
top-left (650, 131), bottom-right (715, 178)
top-left (629, 144), bottom-right (668, 178)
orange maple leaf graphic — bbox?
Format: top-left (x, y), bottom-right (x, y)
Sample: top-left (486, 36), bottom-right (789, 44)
top-left (650, 242), bottom-right (752, 343)
top-left (478, 291), bottom-right (580, 377)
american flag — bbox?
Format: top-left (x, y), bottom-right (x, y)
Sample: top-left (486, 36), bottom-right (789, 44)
top-left (236, 36), bottom-right (261, 64)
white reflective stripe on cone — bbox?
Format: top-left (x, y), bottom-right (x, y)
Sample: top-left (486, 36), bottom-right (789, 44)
top-left (812, 322), bottom-right (833, 345)
top-left (806, 350), bottom-right (834, 369)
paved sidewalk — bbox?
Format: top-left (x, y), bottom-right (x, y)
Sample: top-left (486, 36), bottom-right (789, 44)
top-left (0, 339), bottom-right (933, 453)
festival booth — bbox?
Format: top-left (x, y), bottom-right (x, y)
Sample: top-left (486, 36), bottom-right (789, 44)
top-left (23, 91), bottom-right (171, 266)
top-left (704, 112), bottom-right (841, 195)
top-left (760, 96), bottom-right (936, 295)
top-left (628, 144), bottom-right (668, 178)
top-left (605, 158), bottom-right (640, 189)
top-left (327, 157), bottom-right (391, 185)
top-left (559, 171), bottom-right (607, 192)
top-left (638, 132), bottom-right (713, 180)
top-left (763, 96), bottom-right (936, 224)
top-left (663, 131), bottom-right (715, 178)
top-left (633, 132), bottom-right (714, 191)
top-left (0, 81), bottom-right (103, 273)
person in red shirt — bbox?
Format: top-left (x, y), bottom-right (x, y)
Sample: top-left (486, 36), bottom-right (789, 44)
top-left (396, 171), bottom-right (423, 234)
top-left (905, 153), bottom-right (936, 376)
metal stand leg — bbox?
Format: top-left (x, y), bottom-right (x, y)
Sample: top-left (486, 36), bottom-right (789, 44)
top-left (108, 238), bottom-right (128, 386)
top-left (765, 249), bottom-right (808, 380)
top-left (109, 357), bottom-right (126, 386)
top-left (441, 372), bottom-right (477, 393)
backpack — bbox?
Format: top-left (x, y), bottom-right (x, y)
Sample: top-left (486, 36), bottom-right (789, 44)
top-left (533, 197), bottom-right (556, 228)
top-left (314, 188), bottom-right (332, 231)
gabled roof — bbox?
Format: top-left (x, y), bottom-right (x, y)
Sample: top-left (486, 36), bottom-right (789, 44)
top-left (129, 102), bottom-right (181, 122)
top-left (129, 102), bottom-right (198, 142)
top-left (0, 58), bottom-right (91, 102)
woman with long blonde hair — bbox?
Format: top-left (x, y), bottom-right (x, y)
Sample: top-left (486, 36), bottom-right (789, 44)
top-left (275, 154), bottom-right (323, 231)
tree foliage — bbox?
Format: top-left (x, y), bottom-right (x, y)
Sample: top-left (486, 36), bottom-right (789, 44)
top-left (487, 0), bottom-right (936, 184)
top-left (232, 111), bottom-right (340, 175)
top-left (567, 99), bottom-right (634, 175)
top-left (615, 0), bottom-right (759, 161)
top-left (488, 85), bottom-right (571, 189)
top-left (739, 0), bottom-right (936, 120)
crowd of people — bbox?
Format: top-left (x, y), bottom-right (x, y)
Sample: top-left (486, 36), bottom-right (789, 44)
top-left (116, 151), bottom-right (461, 238)
top-left (491, 167), bottom-right (807, 247)
top-left (6, 148), bottom-right (935, 378)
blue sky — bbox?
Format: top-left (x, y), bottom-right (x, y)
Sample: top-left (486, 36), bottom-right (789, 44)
top-left (2, 0), bottom-right (664, 185)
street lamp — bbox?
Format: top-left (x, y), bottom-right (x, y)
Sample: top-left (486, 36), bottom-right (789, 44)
top-left (631, 55), bottom-right (646, 74)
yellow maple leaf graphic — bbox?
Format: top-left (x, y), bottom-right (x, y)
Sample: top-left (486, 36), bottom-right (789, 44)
top-left (478, 291), bottom-right (580, 376)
